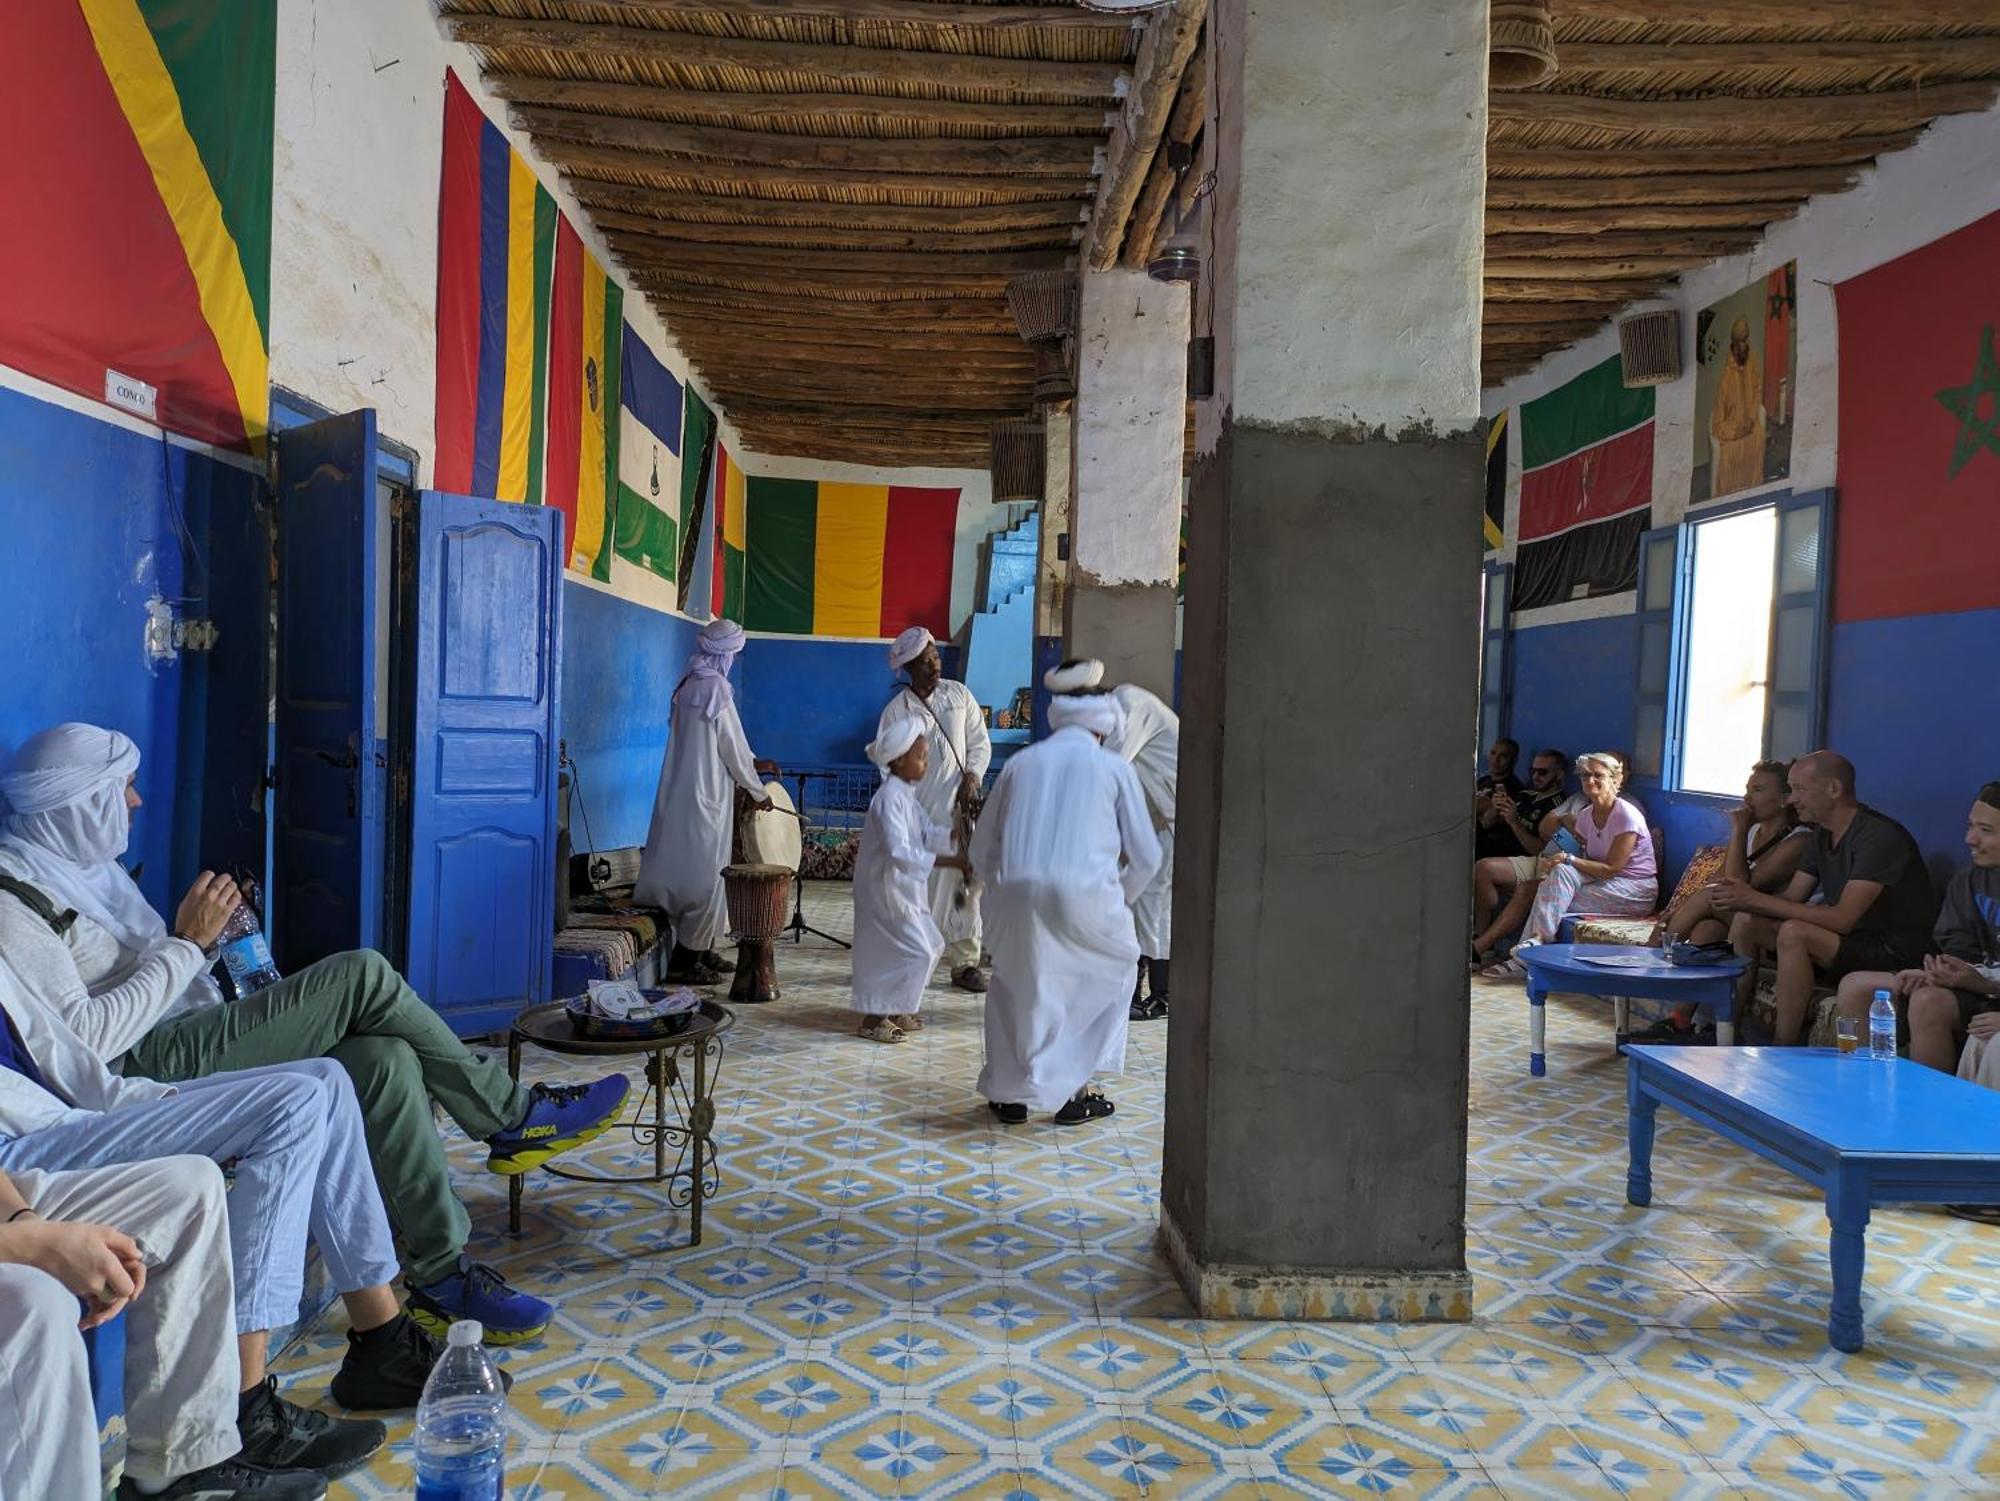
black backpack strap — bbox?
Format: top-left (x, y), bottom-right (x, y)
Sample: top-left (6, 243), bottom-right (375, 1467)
top-left (0, 872), bottom-right (77, 938)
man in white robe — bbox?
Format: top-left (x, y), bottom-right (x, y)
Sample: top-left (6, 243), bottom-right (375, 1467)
top-left (849, 717), bottom-right (963, 1044)
top-left (636, 619), bottom-right (771, 981)
top-left (875, 626), bottom-right (992, 993)
top-left (971, 690), bottom-right (1161, 1126)
top-left (1049, 660), bottom-right (1180, 1021)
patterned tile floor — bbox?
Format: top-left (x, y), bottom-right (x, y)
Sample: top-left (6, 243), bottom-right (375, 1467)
top-left (276, 889), bottom-right (2000, 1497)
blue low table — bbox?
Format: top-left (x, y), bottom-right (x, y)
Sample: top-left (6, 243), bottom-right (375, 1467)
top-left (1626, 1045), bottom-right (2000, 1351)
top-left (1519, 943), bottom-right (1747, 1076)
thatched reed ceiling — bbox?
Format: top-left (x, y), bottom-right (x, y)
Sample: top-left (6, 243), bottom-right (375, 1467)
top-left (447, 0), bottom-right (2000, 466)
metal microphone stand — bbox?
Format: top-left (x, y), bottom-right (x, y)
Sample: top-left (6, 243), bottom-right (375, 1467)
top-left (781, 769), bottom-right (850, 949)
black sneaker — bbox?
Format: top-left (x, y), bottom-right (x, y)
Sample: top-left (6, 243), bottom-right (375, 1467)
top-left (118, 1456), bottom-right (328, 1499)
top-left (330, 1312), bottom-right (515, 1412)
top-left (988, 1101), bottom-right (1028, 1125)
top-left (237, 1376), bottom-right (385, 1479)
top-left (1053, 1091), bottom-right (1116, 1126)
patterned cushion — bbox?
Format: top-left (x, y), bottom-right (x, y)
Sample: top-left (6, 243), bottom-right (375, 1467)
top-left (1572, 916), bottom-right (1660, 946)
top-left (1744, 967), bottom-right (1841, 1047)
top-left (1663, 844), bottom-right (1728, 922)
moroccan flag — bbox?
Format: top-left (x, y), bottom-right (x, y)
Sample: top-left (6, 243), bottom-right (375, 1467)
top-left (613, 324), bottom-right (683, 593)
top-left (435, 70), bottom-right (555, 503)
top-left (743, 480), bottom-right (961, 638)
top-left (1515, 355), bottom-right (1654, 612)
top-left (1834, 208), bottom-right (2000, 622)
top-left (545, 217), bottom-right (622, 576)
top-left (1484, 409), bottom-right (1508, 552)
top-left (0, 1), bottom-right (273, 447)
top-left (712, 445), bottom-right (747, 623)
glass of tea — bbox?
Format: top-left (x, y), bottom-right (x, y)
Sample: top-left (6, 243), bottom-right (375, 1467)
top-left (1835, 1016), bottom-right (1860, 1055)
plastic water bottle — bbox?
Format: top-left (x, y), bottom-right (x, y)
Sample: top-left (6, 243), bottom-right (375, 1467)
top-left (1868, 988), bottom-right (1897, 1062)
top-left (414, 1321), bottom-right (508, 1501)
top-left (217, 881), bottom-right (282, 999)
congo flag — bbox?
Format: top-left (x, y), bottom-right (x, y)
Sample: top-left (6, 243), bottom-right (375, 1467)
top-left (436, 70), bottom-right (556, 502)
top-left (0, 1), bottom-right (275, 447)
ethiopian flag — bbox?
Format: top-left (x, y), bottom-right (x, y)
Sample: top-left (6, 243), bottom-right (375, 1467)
top-left (0, 1), bottom-right (273, 447)
top-left (613, 324), bottom-right (683, 592)
top-left (1515, 355), bottom-right (1654, 612)
top-left (743, 479), bottom-right (961, 639)
top-left (712, 444), bottom-right (747, 623)
top-left (546, 217), bottom-right (622, 576)
top-left (435, 70), bottom-right (556, 503)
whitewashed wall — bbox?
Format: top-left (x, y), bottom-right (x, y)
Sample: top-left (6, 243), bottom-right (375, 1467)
top-left (1484, 102), bottom-right (2000, 629)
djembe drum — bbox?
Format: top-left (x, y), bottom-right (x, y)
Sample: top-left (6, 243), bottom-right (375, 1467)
top-left (722, 862), bottom-right (792, 1004)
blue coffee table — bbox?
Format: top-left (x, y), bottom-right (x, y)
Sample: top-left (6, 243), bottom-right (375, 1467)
top-left (1626, 1045), bottom-right (2000, 1351)
top-left (1518, 943), bottom-right (1748, 1076)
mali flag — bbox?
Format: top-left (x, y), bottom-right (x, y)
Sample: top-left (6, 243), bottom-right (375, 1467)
top-left (613, 324), bottom-right (682, 593)
top-left (1515, 355), bottom-right (1654, 612)
top-left (712, 444), bottom-right (747, 623)
top-left (0, 0), bottom-right (273, 448)
top-left (546, 217), bottom-right (622, 576)
top-left (435, 70), bottom-right (556, 503)
top-left (743, 479), bottom-right (961, 639)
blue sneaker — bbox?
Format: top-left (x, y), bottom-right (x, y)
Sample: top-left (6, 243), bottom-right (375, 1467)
top-left (406, 1258), bottom-right (551, 1346)
top-left (485, 1074), bottom-right (629, 1175)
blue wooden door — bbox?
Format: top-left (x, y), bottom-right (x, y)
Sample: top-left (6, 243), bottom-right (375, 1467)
top-left (272, 411), bottom-right (384, 970)
top-left (405, 491), bottom-right (562, 1036)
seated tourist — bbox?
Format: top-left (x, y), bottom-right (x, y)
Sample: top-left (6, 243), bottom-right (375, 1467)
top-left (0, 722), bottom-right (629, 1344)
top-left (0, 947), bottom-right (442, 1480)
top-left (1471, 748), bottom-right (1569, 959)
top-left (0, 1159), bottom-right (333, 1499)
top-left (1630, 760), bottom-right (1810, 1043)
top-left (1718, 751), bottom-right (1936, 1045)
top-left (1833, 780), bottom-right (1999, 1073)
top-left (1482, 752), bottom-right (1657, 980)
top-left (1474, 737), bottom-right (1522, 820)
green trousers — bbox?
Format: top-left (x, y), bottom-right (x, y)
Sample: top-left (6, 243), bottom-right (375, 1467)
top-left (124, 949), bottom-right (528, 1286)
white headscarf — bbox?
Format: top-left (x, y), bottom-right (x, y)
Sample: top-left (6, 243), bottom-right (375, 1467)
top-left (1047, 693), bottom-right (1124, 741)
top-left (677, 619), bottom-right (747, 722)
top-left (0, 723), bottom-right (174, 958)
top-left (888, 626), bottom-right (933, 671)
top-left (1043, 659), bottom-right (1105, 694)
top-left (865, 714), bottom-right (925, 777)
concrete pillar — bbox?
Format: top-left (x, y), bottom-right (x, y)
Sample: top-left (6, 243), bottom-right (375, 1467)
top-left (1159, 0), bottom-right (1486, 1321)
top-left (1064, 266), bottom-right (1188, 705)
top-left (1031, 406), bottom-right (1074, 737)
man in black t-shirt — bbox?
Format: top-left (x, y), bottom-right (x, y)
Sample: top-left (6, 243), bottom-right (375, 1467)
top-left (1713, 750), bottom-right (1938, 1045)
top-left (1477, 749), bottom-right (1568, 861)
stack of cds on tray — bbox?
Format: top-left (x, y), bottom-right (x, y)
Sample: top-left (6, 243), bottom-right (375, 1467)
top-left (564, 981), bottom-right (702, 1040)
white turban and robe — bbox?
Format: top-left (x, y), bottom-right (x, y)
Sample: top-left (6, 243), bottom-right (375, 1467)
top-left (1106, 683), bottom-right (1179, 961)
top-left (875, 628), bottom-right (991, 965)
top-left (849, 717), bottom-right (956, 1018)
top-left (636, 621), bottom-right (769, 953)
top-left (971, 698), bottom-right (1161, 1112)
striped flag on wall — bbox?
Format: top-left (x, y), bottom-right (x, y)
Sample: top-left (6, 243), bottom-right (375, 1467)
top-left (0, 1), bottom-right (274, 447)
top-left (713, 445), bottom-right (747, 623)
top-left (1484, 409), bottom-right (1508, 552)
top-left (613, 323), bottom-right (682, 592)
top-left (743, 480), bottom-right (961, 639)
top-left (1515, 355), bottom-right (1654, 612)
top-left (436, 70), bottom-right (555, 500)
top-left (546, 217), bottom-right (622, 576)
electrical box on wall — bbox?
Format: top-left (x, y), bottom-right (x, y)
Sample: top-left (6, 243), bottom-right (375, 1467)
top-left (144, 593), bottom-right (219, 666)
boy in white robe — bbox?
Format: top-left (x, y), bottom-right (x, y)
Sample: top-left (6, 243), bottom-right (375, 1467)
top-left (636, 619), bottom-right (772, 981)
top-left (972, 690), bottom-right (1161, 1126)
top-left (850, 718), bottom-right (968, 1044)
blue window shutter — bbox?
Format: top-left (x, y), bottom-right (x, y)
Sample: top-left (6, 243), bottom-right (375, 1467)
top-left (1631, 525), bottom-right (1686, 785)
top-left (1763, 488), bottom-right (1833, 763)
top-left (1480, 561), bottom-right (1512, 752)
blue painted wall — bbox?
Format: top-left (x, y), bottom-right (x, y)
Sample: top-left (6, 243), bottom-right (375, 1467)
top-left (0, 385), bottom-right (264, 909)
top-left (558, 582), bottom-right (698, 852)
top-left (735, 637), bottom-right (968, 772)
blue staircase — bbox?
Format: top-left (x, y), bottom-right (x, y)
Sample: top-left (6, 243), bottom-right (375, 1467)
top-left (964, 509), bottom-right (1039, 731)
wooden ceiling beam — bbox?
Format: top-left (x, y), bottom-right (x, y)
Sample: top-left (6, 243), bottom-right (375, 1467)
top-left (443, 16), bottom-right (1128, 100)
top-left (570, 179), bottom-right (1087, 231)
top-left (1556, 0), bottom-right (2000, 25)
top-left (630, 267), bottom-right (1012, 296)
top-left (605, 232), bottom-right (1069, 276)
top-left (487, 76), bottom-right (1113, 136)
top-left (1480, 322), bottom-right (1605, 346)
top-left (1489, 81), bottom-right (1998, 134)
top-left (1482, 301), bottom-right (1624, 325)
top-left (1087, 0), bottom-right (1206, 270)
top-left (1484, 278), bottom-right (1671, 302)
top-left (1485, 230), bottom-right (1762, 259)
top-left (1556, 38), bottom-right (2000, 75)
top-left (513, 105), bottom-right (1103, 177)
top-left (588, 211), bottom-right (1072, 254)
top-left (1487, 165), bottom-right (1859, 208)
top-left (552, 142), bottom-right (1093, 202)
top-left (551, 0), bottom-right (1140, 31)
top-left (1485, 255), bottom-right (1715, 279)
top-left (722, 396), bottom-right (1026, 422)
top-left (699, 383), bottom-right (1033, 409)
top-left (1123, 31), bottom-right (1209, 267)
top-left (642, 290), bottom-right (1014, 325)
top-left (1485, 203), bottom-right (1802, 233)
top-left (1486, 134), bottom-right (1917, 177)
top-left (659, 313), bottom-right (1029, 346)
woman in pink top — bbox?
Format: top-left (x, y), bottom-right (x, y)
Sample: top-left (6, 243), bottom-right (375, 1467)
top-left (1491, 751), bottom-right (1659, 978)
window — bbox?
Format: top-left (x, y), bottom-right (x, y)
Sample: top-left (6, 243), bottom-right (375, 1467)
top-left (1479, 562), bottom-right (1512, 755)
top-left (1631, 490), bottom-right (1832, 792)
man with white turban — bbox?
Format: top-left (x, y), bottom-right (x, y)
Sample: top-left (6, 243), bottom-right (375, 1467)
top-left (876, 626), bottom-right (992, 993)
top-left (1048, 660), bottom-right (1180, 1021)
top-left (971, 687), bottom-right (1161, 1126)
top-left (637, 618), bottom-right (773, 981)
top-left (849, 716), bottom-right (968, 1044)
top-left (0, 722), bottom-right (630, 1348)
